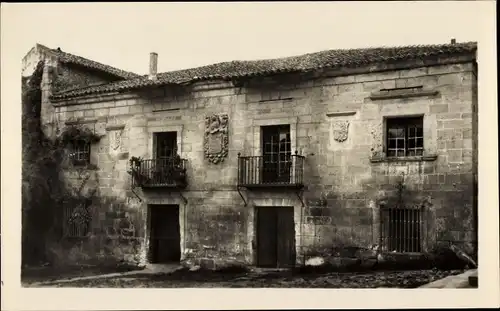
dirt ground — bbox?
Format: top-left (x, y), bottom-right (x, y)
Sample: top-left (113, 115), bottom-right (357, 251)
top-left (40, 268), bottom-right (465, 288)
top-left (21, 263), bottom-right (144, 284)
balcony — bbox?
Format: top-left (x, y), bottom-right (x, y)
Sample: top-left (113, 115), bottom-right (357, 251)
top-left (129, 157), bottom-right (188, 189)
top-left (237, 153), bottom-right (305, 189)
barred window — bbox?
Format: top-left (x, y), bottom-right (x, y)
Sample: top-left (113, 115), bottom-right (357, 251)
top-left (386, 116), bottom-right (424, 157)
top-left (380, 206), bottom-right (422, 253)
top-left (69, 140), bottom-right (91, 166)
top-left (64, 204), bottom-right (92, 238)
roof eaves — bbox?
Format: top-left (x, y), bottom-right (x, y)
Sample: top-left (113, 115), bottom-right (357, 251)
top-left (50, 41), bottom-right (478, 101)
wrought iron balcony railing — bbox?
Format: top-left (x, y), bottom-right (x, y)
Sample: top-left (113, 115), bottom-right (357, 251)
top-left (129, 157), bottom-right (188, 188)
top-left (237, 152), bottom-right (305, 188)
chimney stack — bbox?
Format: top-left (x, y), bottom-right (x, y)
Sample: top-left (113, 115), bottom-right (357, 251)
top-left (451, 38), bottom-right (456, 44)
top-left (149, 52), bottom-right (158, 80)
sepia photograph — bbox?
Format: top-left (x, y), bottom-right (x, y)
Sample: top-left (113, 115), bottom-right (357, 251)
top-left (1, 1), bottom-right (498, 310)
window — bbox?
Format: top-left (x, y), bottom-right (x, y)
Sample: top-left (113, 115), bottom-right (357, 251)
top-left (386, 116), bottom-right (424, 157)
top-left (69, 140), bottom-right (91, 166)
top-left (64, 203), bottom-right (92, 238)
top-left (380, 206), bottom-right (422, 253)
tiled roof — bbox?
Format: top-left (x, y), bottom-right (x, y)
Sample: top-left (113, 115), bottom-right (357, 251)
top-left (50, 41), bottom-right (477, 100)
top-left (38, 44), bottom-right (140, 80)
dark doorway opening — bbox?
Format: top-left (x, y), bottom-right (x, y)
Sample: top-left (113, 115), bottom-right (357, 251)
top-left (148, 205), bottom-right (181, 263)
top-left (261, 125), bottom-right (292, 184)
top-left (256, 206), bottom-right (295, 268)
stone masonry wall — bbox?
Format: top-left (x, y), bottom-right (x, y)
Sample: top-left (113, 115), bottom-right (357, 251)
top-left (48, 60), bottom-right (477, 267)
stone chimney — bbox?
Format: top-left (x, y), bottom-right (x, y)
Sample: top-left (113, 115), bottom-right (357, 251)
top-left (149, 52), bottom-right (158, 80)
top-left (451, 38), bottom-right (456, 44)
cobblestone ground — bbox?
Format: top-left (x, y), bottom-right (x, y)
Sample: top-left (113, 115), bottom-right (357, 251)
top-left (44, 268), bottom-right (464, 288)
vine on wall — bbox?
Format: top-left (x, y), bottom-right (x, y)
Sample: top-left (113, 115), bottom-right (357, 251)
top-left (22, 61), bottom-right (102, 265)
top-left (59, 125), bottom-right (102, 145)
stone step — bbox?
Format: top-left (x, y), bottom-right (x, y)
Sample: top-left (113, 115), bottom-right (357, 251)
top-left (468, 270), bottom-right (478, 287)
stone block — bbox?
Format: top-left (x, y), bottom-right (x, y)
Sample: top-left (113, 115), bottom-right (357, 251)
top-left (441, 119), bottom-right (468, 129)
top-left (447, 150), bottom-right (463, 163)
top-left (84, 109), bottom-right (95, 117)
top-left (333, 75), bottom-right (356, 84)
top-left (437, 129), bottom-right (460, 141)
top-left (399, 67), bottom-right (428, 78)
top-left (445, 174), bottom-right (462, 185)
top-left (449, 103), bottom-right (472, 113)
top-left (395, 77), bottom-right (420, 88)
top-left (362, 80), bottom-right (396, 92)
top-left (437, 73), bottom-right (465, 87)
top-left (129, 105), bottom-right (143, 114)
top-left (338, 83), bottom-right (363, 94)
top-left (462, 138), bottom-right (473, 150)
top-left (430, 104), bottom-right (449, 114)
top-left (446, 139), bottom-right (464, 149)
top-left (436, 112), bottom-right (462, 120)
top-left (461, 112), bottom-right (473, 119)
top-left (109, 106), bottom-right (130, 116)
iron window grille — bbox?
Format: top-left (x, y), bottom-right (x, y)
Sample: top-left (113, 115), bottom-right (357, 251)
top-left (380, 206), bottom-right (423, 253)
top-left (63, 204), bottom-right (92, 238)
top-left (386, 116), bottom-right (424, 157)
top-left (69, 140), bottom-right (91, 166)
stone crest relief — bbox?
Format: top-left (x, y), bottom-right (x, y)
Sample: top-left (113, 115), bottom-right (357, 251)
top-left (331, 120), bottom-right (350, 143)
top-left (204, 114), bottom-right (229, 164)
top-left (109, 129), bottom-right (123, 155)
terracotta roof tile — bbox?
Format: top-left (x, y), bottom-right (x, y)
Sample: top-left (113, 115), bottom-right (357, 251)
top-left (51, 41), bottom-right (477, 100)
top-left (38, 44), bottom-right (140, 80)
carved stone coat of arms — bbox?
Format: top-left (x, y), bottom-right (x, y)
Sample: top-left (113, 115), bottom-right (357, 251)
top-left (331, 120), bottom-right (350, 143)
top-left (204, 114), bottom-right (229, 164)
top-left (109, 130), bottom-right (122, 154)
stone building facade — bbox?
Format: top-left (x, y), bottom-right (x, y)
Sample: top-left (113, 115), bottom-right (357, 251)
top-left (22, 41), bottom-right (478, 268)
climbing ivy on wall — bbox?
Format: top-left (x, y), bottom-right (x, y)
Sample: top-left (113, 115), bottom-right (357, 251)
top-left (21, 61), bottom-right (102, 266)
top-left (59, 125), bottom-right (102, 145)
top-left (22, 61), bottom-right (146, 268)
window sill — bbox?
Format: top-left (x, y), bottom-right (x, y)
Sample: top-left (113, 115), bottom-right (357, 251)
top-left (370, 155), bottom-right (438, 163)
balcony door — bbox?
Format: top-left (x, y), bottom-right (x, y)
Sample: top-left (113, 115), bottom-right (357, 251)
top-left (261, 125), bottom-right (291, 184)
top-left (152, 132), bottom-right (178, 185)
top-left (155, 132), bottom-right (177, 160)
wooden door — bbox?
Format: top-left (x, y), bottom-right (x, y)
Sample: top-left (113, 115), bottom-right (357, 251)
top-left (256, 207), bottom-right (278, 267)
top-left (276, 207), bottom-right (296, 268)
top-left (149, 205), bottom-right (181, 263)
top-left (256, 207), bottom-right (295, 268)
